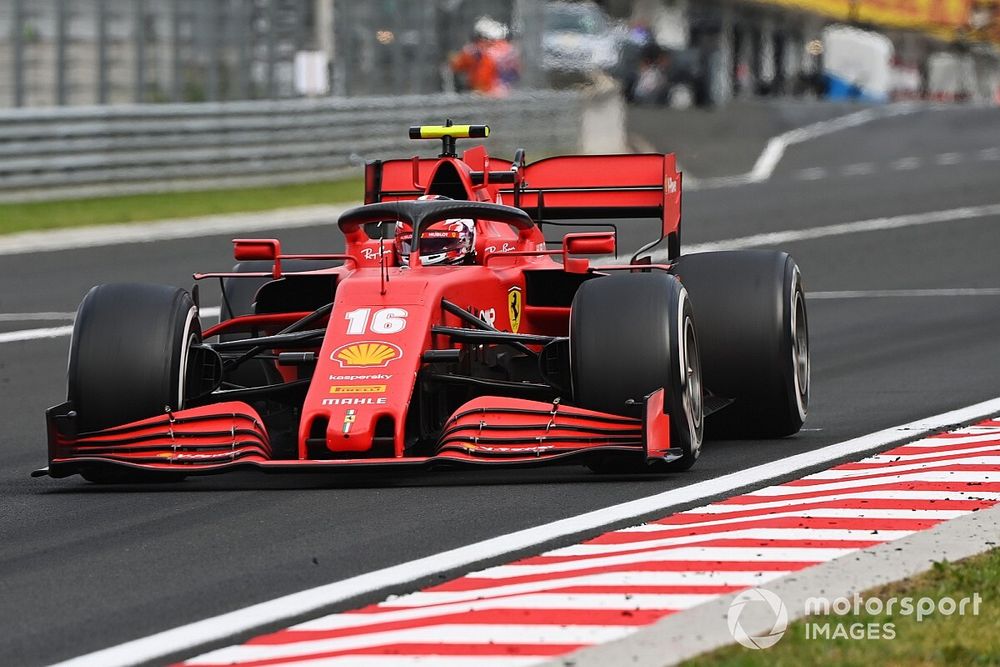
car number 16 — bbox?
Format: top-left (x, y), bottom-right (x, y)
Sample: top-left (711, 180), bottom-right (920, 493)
top-left (345, 307), bottom-right (408, 335)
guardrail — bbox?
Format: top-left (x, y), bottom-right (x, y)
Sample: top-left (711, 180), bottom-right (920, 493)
top-left (0, 90), bottom-right (584, 202)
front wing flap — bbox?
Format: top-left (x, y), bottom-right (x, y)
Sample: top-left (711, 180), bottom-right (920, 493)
top-left (37, 391), bottom-right (679, 479)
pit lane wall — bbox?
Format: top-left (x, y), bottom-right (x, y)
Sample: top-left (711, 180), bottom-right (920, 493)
top-left (0, 89), bottom-right (596, 203)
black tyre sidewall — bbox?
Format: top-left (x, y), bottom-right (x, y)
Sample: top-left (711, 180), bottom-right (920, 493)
top-left (570, 272), bottom-right (703, 469)
top-left (69, 283), bottom-right (199, 432)
top-left (662, 292), bottom-right (702, 470)
top-left (672, 250), bottom-right (808, 438)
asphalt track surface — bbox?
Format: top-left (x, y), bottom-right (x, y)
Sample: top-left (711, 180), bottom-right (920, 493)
top-left (1, 104), bottom-right (999, 666)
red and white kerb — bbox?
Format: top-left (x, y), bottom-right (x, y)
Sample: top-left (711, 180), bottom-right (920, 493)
top-left (182, 417), bottom-right (1000, 667)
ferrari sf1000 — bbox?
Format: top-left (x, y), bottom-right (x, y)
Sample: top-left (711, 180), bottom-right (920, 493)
top-left (37, 123), bottom-right (809, 482)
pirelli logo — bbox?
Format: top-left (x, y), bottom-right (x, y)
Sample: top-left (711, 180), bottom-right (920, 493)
top-left (329, 385), bottom-right (386, 394)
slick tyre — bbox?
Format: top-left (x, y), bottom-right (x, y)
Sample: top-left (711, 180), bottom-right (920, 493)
top-left (671, 250), bottom-right (809, 438)
top-left (69, 283), bottom-right (200, 433)
top-left (570, 272), bottom-right (704, 473)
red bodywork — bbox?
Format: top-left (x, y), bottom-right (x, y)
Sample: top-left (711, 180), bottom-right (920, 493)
top-left (40, 140), bottom-right (684, 478)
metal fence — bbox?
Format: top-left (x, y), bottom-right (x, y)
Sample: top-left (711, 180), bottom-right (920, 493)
top-left (0, 89), bottom-right (584, 201)
top-left (0, 0), bottom-right (316, 107)
top-left (0, 0), bottom-right (545, 108)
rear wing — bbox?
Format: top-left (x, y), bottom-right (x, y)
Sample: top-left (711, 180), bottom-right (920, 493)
top-left (503, 153), bottom-right (680, 229)
top-left (365, 150), bottom-right (682, 258)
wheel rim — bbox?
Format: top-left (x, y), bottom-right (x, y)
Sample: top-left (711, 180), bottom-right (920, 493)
top-left (681, 314), bottom-right (704, 452)
top-left (176, 306), bottom-right (198, 411)
top-left (791, 286), bottom-right (810, 420)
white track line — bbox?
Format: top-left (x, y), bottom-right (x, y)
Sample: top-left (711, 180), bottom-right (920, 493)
top-left (51, 395), bottom-right (1000, 667)
top-left (665, 105), bottom-right (920, 190)
top-left (0, 311), bottom-right (76, 322)
top-left (0, 325), bottom-right (74, 343)
top-left (841, 162), bottom-right (876, 176)
top-left (793, 167), bottom-right (828, 181)
top-left (892, 156), bottom-right (922, 170)
top-left (681, 202), bottom-right (1000, 255)
top-left (0, 306), bottom-right (220, 344)
top-left (809, 288), bottom-right (1000, 299)
top-left (0, 204), bottom-right (358, 257)
top-left (748, 104), bottom-right (919, 183)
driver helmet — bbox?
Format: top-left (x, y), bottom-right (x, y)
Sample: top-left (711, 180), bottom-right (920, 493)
top-left (394, 195), bottom-right (476, 266)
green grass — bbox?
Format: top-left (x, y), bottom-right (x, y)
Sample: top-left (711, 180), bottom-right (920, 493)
top-left (0, 178), bottom-right (364, 235)
top-left (684, 547), bottom-right (1000, 667)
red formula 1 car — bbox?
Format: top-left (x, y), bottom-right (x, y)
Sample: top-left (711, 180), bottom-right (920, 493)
top-left (37, 123), bottom-right (809, 482)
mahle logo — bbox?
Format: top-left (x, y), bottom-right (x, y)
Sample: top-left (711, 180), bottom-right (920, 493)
top-left (727, 588), bottom-right (788, 650)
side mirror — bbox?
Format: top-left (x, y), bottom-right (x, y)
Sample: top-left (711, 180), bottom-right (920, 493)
top-left (233, 238), bottom-right (280, 261)
top-left (563, 232), bottom-right (616, 256)
top-left (233, 239), bottom-right (281, 278)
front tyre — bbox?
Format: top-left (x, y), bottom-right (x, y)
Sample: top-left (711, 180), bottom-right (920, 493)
top-left (570, 273), bottom-right (704, 472)
top-left (69, 283), bottom-right (200, 433)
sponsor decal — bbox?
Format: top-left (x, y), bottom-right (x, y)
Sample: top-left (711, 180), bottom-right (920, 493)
top-left (361, 247), bottom-right (379, 261)
top-left (328, 374), bottom-right (391, 381)
top-left (345, 307), bottom-right (408, 335)
top-left (342, 409), bottom-right (357, 434)
top-left (329, 384), bottom-right (386, 394)
top-left (507, 286), bottom-right (522, 333)
top-left (485, 242), bottom-right (516, 254)
top-left (322, 397), bottom-right (388, 406)
top-left (331, 341), bottom-right (402, 368)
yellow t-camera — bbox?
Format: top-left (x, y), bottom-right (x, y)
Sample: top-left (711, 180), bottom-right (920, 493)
top-left (408, 124), bottom-right (490, 140)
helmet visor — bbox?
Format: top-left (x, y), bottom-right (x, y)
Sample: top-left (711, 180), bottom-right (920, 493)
top-left (396, 230), bottom-right (466, 257)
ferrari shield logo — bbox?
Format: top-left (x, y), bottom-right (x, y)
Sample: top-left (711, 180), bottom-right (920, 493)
top-left (342, 409), bottom-right (357, 435)
top-left (508, 287), bottom-right (522, 333)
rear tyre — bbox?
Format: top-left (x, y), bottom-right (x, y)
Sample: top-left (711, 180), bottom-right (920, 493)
top-left (570, 273), bottom-right (704, 473)
top-left (68, 283), bottom-right (199, 483)
top-left (671, 250), bottom-right (809, 438)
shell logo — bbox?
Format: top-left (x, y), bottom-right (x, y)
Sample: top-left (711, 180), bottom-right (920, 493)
top-left (331, 341), bottom-right (402, 368)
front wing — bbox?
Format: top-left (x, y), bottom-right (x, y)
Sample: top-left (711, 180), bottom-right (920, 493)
top-left (35, 391), bottom-right (680, 479)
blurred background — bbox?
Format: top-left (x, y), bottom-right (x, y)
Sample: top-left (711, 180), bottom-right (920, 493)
top-left (2, 0), bottom-right (998, 107)
top-left (0, 0), bottom-right (997, 202)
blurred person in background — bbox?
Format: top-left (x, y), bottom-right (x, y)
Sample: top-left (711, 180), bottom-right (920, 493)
top-left (632, 43), bottom-right (670, 104)
top-left (451, 17), bottom-right (518, 96)
top-left (617, 20), bottom-right (655, 102)
top-left (485, 19), bottom-right (521, 90)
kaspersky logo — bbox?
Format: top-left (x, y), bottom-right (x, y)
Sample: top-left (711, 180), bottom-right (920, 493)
top-left (331, 341), bottom-right (402, 368)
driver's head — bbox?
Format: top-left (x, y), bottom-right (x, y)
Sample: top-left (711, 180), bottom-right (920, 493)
top-left (394, 195), bottom-right (476, 266)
